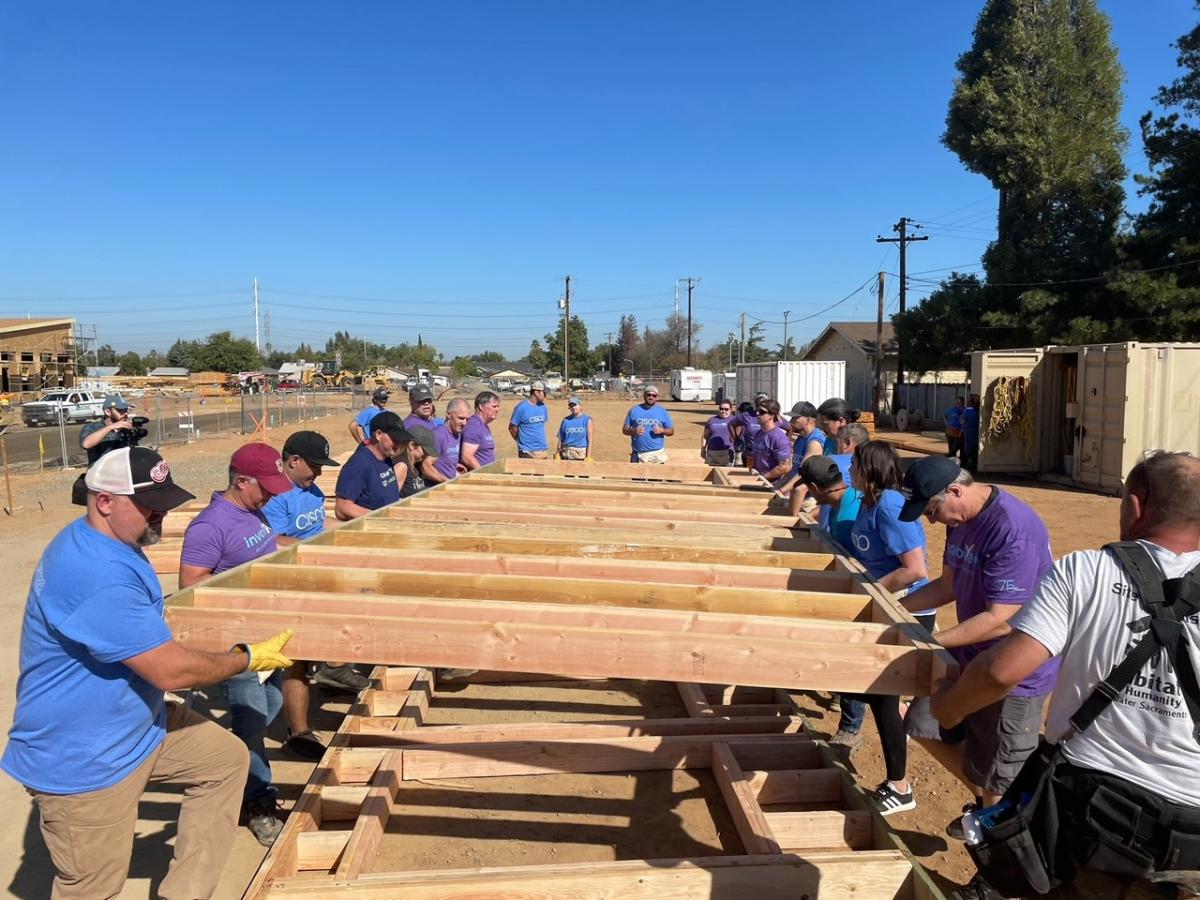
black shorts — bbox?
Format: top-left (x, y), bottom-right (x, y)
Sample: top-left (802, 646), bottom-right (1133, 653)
top-left (906, 692), bottom-right (1046, 795)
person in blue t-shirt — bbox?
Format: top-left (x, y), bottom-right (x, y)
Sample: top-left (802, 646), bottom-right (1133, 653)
top-left (837, 439), bottom-right (932, 819)
top-left (349, 387), bottom-right (391, 444)
top-left (335, 413), bottom-right (403, 519)
top-left (960, 393), bottom-right (980, 471)
top-left (798, 455), bottom-right (863, 550)
top-left (509, 381), bottom-right (551, 457)
top-left (944, 395), bottom-right (965, 459)
top-left (556, 396), bottom-right (593, 460)
top-left (1, 447), bottom-right (294, 899)
top-left (264, 430), bottom-right (367, 758)
top-left (623, 385), bottom-right (675, 463)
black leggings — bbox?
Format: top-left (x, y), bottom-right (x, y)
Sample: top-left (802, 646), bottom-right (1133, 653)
top-left (855, 611), bottom-right (937, 783)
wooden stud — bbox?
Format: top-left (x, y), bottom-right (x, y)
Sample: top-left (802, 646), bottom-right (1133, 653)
top-left (335, 749), bottom-right (402, 878)
top-left (711, 742), bottom-right (781, 855)
top-left (765, 810), bottom-right (874, 851)
top-left (295, 830), bottom-right (351, 871)
top-left (676, 682), bottom-right (713, 717)
top-left (747, 768), bottom-right (845, 805)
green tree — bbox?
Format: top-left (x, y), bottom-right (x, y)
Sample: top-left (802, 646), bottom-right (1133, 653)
top-left (450, 356), bottom-right (478, 378)
top-left (1113, 5), bottom-right (1200, 340)
top-left (166, 338), bottom-right (203, 370)
top-left (95, 344), bottom-right (118, 367)
top-left (473, 350), bottom-right (506, 364)
top-left (529, 315), bottom-right (597, 376)
top-left (742, 322), bottom-right (772, 363)
top-left (612, 315), bottom-right (640, 374)
top-left (892, 274), bottom-right (996, 374)
top-left (117, 350), bottom-right (146, 376)
top-left (943, 0), bottom-right (1127, 344)
top-left (200, 331), bottom-right (264, 372)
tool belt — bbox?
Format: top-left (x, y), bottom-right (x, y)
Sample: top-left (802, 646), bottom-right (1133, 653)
top-left (967, 541), bottom-right (1200, 896)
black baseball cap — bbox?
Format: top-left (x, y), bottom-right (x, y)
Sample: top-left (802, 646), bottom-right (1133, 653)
top-left (798, 456), bottom-right (844, 490)
top-left (84, 446), bottom-right (195, 512)
top-left (899, 455), bottom-right (963, 521)
top-left (409, 384), bottom-right (434, 403)
top-left (371, 387), bottom-right (390, 402)
top-left (368, 411), bottom-right (403, 436)
top-left (282, 430), bottom-right (340, 467)
top-left (789, 401), bottom-right (818, 419)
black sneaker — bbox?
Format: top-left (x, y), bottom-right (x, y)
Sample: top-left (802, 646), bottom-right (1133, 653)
top-left (947, 799), bottom-right (982, 841)
top-left (948, 875), bottom-right (1003, 900)
top-left (870, 781), bottom-right (916, 817)
top-left (242, 796), bottom-right (283, 847)
top-left (439, 668), bottom-right (479, 679)
top-left (283, 729), bottom-right (326, 761)
top-left (312, 663), bottom-right (371, 693)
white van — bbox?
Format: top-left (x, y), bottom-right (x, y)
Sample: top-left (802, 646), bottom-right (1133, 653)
top-left (670, 367), bottom-right (713, 402)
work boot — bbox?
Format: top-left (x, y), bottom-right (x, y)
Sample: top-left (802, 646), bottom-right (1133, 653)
top-left (312, 663), bottom-right (371, 693)
top-left (828, 728), bottom-right (863, 752)
top-left (283, 729), bottom-right (326, 762)
top-left (948, 875), bottom-right (1003, 900)
top-left (241, 796), bottom-right (283, 847)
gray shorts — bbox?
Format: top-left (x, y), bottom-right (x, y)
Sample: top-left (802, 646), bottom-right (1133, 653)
top-left (906, 692), bottom-right (1046, 795)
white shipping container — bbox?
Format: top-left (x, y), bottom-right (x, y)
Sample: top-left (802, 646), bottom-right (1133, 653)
top-left (670, 367), bottom-right (713, 402)
top-left (971, 342), bottom-right (1200, 493)
top-left (735, 361), bottom-right (846, 413)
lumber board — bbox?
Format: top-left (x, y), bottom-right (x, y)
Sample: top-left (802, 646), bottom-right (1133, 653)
top-left (186, 586), bottom-right (896, 649)
top-left (499, 458), bottom-right (713, 479)
top-left (440, 482), bottom-right (775, 510)
top-left (748, 768), bottom-right (845, 806)
top-left (335, 749), bottom-right (402, 878)
top-left (167, 604), bottom-right (934, 694)
top-left (766, 810), bottom-right (874, 851)
top-left (320, 785), bottom-right (371, 822)
top-left (296, 830), bottom-right (350, 871)
top-left (465, 471), bottom-right (773, 497)
top-left (711, 742), bottom-right (781, 855)
top-left (676, 682), bottom-right (713, 717)
top-left (266, 852), bottom-right (915, 899)
top-left (233, 566), bottom-right (877, 624)
top-left (329, 526), bottom-right (834, 567)
top-left (395, 734), bottom-right (815, 780)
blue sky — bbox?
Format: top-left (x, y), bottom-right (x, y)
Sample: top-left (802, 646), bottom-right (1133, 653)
top-left (0, 2), bottom-right (1195, 360)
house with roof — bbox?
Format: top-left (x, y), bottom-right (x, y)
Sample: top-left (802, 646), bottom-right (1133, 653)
top-left (801, 322), bottom-right (898, 411)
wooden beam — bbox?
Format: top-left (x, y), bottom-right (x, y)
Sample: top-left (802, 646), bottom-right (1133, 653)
top-left (189, 586), bottom-right (895, 648)
top-left (747, 768), bottom-right (845, 806)
top-left (335, 749), bottom-right (402, 878)
top-left (295, 829), bottom-right (351, 871)
top-left (440, 482), bottom-right (774, 510)
top-left (465, 471), bottom-right (772, 497)
top-left (711, 742), bottom-right (781, 855)
top-left (396, 734), bottom-right (812, 780)
top-left (167, 604), bottom-right (933, 694)
top-left (319, 785), bottom-right (371, 822)
top-left (232, 566), bottom-right (876, 625)
top-left (500, 458), bottom-right (713, 479)
top-left (330, 526), bottom-right (833, 567)
top-left (765, 810), bottom-right (874, 852)
top-left (267, 852), bottom-right (915, 899)
top-left (676, 682), bottom-right (713, 717)
top-left (295, 545), bottom-right (856, 592)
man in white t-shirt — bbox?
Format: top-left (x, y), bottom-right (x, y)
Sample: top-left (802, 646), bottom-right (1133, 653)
top-left (931, 451), bottom-right (1200, 899)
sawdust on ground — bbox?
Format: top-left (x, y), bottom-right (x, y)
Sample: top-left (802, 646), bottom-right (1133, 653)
top-left (0, 393), bottom-right (1122, 897)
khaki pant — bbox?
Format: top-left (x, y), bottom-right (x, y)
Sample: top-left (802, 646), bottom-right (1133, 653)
top-left (29, 700), bottom-right (249, 900)
top-left (518, 449), bottom-right (549, 459)
top-left (636, 448), bottom-right (670, 464)
top-left (560, 447), bottom-right (587, 460)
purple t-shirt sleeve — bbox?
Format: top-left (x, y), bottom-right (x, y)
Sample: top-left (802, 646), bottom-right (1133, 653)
top-left (180, 520), bottom-right (224, 571)
top-left (461, 416), bottom-right (484, 446)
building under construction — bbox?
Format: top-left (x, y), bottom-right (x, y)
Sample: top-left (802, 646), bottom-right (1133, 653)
top-left (0, 318), bottom-right (77, 395)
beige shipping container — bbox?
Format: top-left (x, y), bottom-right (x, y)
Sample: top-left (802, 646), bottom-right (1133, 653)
top-left (971, 342), bottom-right (1200, 494)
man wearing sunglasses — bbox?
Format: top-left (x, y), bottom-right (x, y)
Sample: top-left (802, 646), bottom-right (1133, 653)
top-left (403, 383), bottom-right (443, 483)
top-left (623, 385), bottom-right (675, 464)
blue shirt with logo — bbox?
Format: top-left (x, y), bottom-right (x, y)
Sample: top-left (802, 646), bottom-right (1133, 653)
top-left (335, 443), bottom-right (400, 510)
top-left (355, 404), bottom-right (387, 433)
top-left (625, 404), bottom-right (674, 455)
top-left (510, 399), bottom-right (549, 452)
top-left (3, 518), bottom-right (173, 793)
top-left (263, 482), bottom-right (327, 540)
top-left (558, 414), bottom-right (592, 449)
top-left (849, 488), bottom-right (929, 597)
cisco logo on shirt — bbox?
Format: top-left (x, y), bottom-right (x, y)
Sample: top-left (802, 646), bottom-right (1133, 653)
top-left (294, 507), bottom-right (324, 532)
top-left (852, 533), bottom-right (871, 553)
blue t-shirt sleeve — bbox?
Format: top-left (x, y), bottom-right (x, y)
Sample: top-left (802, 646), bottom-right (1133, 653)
top-left (509, 403), bottom-right (526, 427)
top-left (55, 564), bottom-right (172, 664)
top-left (335, 454), bottom-right (366, 504)
top-left (878, 493), bottom-right (926, 557)
top-left (180, 520), bottom-right (225, 570)
top-left (557, 420), bottom-right (567, 442)
top-left (355, 407), bottom-right (375, 428)
top-left (624, 408), bottom-right (636, 429)
top-left (661, 409), bottom-right (674, 429)
top-left (262, 493), bottom-right (292, 535)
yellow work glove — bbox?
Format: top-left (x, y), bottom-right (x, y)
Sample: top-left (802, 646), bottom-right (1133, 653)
top-left (584, 456), bottom-right (595, 464)
top-left (236, 628), bottom-right (295, 672)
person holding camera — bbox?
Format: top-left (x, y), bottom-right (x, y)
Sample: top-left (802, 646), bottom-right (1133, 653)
top-left (80, 396), bottom-right (146, 464)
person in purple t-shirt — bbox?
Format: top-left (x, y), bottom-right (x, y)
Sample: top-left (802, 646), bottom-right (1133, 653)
top-left (897, 456), bottom-right (1059, 829)
top-left (748, 399), bottom-right (793, 486)
top-left (403, 383), bottom-right (443, 484)
top-left (429, 398), bottom-right (471, 483)
top-left (178, 442), bottom-right (294, 846)
top-left (728, 397), bottom-right (764, 465)
top-left (461, 391), bottom-right (500, 471)
top-left (701, 400), bottom-right (735, 466)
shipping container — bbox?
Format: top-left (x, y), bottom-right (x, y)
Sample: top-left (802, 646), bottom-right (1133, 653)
top-left (669, 367), bottom-right (713, 402)
top-left (971, 342), bottom-right (1200, 493)
top-left (714, 372), bottom-right (737, 405)
top-left (735, 361), bottom-right (846, 413)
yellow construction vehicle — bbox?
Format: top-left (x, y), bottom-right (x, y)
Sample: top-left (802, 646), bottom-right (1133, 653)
top-left (301, 361), bottom-right (357, 390)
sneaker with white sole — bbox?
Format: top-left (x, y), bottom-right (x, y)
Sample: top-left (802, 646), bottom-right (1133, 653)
top-left (869, 780), bottom-right (916, 816)
top-left (947, 799), bottom-right (982, 840)
top-left (828, 728), bottom-right (863, 751)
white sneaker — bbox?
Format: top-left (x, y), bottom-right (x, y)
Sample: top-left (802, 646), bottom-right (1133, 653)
top-left (870, 780), bottom-right (916, 816)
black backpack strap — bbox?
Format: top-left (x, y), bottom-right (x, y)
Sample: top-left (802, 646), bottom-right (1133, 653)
top-left (1069, 542), bottom-right (1200, 742)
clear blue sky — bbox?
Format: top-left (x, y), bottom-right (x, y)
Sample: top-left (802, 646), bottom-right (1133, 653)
top-left (0, 2), bottom-right (1194, 361)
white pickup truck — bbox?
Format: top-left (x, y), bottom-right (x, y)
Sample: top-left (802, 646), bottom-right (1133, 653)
top-left (21, 389), bottom-right (109, 427)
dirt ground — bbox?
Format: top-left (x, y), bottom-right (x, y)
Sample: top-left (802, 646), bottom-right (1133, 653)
top-left (0, 392), bottom-right (1122, 897)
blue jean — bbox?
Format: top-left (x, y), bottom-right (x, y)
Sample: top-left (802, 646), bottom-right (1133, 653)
top-left (838, 695), bottom-right (867, 733)
top-left (220, 670), bottom-right (283, 802)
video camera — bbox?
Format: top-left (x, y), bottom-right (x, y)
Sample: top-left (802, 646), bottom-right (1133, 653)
top-left (112, 415), bottom-right (151, 446)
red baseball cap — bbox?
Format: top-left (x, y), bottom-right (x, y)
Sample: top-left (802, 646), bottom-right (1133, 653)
top-left (230, 443), bottom-right (293, 495)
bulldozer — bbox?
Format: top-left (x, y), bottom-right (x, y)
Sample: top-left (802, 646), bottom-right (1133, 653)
top-left (301, 361), bottom-right (358, 390)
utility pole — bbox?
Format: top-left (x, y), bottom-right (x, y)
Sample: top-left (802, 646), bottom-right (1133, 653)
top-left (264, 310), bottom-right (272, 356)
top-left (876, 217), bottom-right (928, 410)
top-left (606, 331), bottom-right (613, 376)
top-left (562, 275), bottom-right (572, 382)
top-left (253, 277), bottom-right (261, 351)
top-left (874, 272), bottom-right (885, 413)
top-left (739, 312), bottom-right (747, 365)
top-left (782, 311), bottom-right (791, 361)
top-left (727, 332), bottom-right (735, 370)
top-left (685, 277), bottom-right (698, 366)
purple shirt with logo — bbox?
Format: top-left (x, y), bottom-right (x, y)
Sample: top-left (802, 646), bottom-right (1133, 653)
top-left (180, 492), bottom-right (277, 574)
top-left (750, 426), bottom-right (791, 476)
top-left (432, 424), bottom-right (462, 480)
top-left (731, 411), bottom-right (761, 451)
top-left (705, 415), bottom-right (733, 451)
top-left (461, 414), bottom-right (495, 466)
top-left (403, 412), bottom-right (440, 434)
top-left (945, 487), bottom-right (1060, 696)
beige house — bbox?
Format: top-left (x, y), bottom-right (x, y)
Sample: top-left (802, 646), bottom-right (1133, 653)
top-left (0, 317), bottom-right (77, 395)
top-left (800, 321), bottom-right (898, 411)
